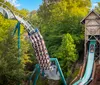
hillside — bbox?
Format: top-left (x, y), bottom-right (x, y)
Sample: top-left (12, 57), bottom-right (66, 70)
top-left (0, 0), bottom-right (100, 85)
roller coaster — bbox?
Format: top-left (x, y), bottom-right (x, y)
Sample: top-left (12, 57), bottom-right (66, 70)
top-left (0, 2), bottom-right (66, 85)
top-left (0, 2), bottom-right (100, 85)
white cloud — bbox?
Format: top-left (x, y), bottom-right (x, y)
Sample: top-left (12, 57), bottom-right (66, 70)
top-left (6, 0), bottom-right (20, 7)
top-left (93, 3), bottom-right (98, 7)
top-left (91, 3), bottom-right (98, 10)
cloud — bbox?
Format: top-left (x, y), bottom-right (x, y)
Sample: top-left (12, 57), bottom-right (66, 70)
top-left (91, 2), bottom-right (98, 10)
top-left (6, 0), bottom-right (20, 7)
top-left (93, 3), bottom-right (98, 7)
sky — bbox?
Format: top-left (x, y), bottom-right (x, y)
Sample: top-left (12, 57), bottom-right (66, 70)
top-left (6, 0), bottom-right (43, 11)
top-left (17, 0), bottom-right (43, 11)
top-left (91, 0), bottom-right (100, 9)
top-left (6, 0), bottom-right (100, 11)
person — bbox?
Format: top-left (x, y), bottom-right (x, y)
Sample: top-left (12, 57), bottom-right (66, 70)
top-left (90, 44), bottom-right (94, 52)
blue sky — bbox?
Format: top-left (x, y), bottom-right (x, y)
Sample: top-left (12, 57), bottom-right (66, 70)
top-left (91, 0), bottom-right (100, 9)
top-left (7, 0), bottom-right (100, 11)
top-left (17, 0), bottom-right (42, 11)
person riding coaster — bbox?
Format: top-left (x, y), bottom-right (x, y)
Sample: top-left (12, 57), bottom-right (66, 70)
top-left (90, 44), bottom-right (94, 53)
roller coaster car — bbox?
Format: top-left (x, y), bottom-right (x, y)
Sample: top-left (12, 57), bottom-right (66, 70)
top-left (90, 44), bottom-right (94, 53)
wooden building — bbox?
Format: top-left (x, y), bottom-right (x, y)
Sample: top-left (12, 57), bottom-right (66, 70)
top-left (70, 10), bottom-right (100, 85)
top-left (81, 10), bottom-right (100, 61)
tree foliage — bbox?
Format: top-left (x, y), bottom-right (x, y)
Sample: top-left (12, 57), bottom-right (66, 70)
top-left (37, 0), bottom-right (91, 78)
top-left (56, 33), bottom-right (78, 77)
top-left (0, 1), bottom-right (32, 84)
top-left (95, 2), bottom-right (100, 13)
top-left (0, 0), bottom-right (92, 84)
top-left (0, 28), bottom-right (25, 85)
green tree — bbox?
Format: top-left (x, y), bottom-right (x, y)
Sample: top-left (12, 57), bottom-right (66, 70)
top-left (0, 6), bottom-right (33, 84)
top-left (37, 0), bottom-right (91, 80)
top-left (56, 33), bottom-right (78, 77)
top-left (19, 9), bottom-right (29, 17)
top-left (37, 0), bottom-right (91, 56)
top-left (95, 2), bottom-right (100, 13)
top-left (28, 10), bottom-right (40, 28)
top-left (0, 30), bottom-right (25, 85)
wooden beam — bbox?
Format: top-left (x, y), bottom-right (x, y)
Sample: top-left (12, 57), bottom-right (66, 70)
top-left (85, 19), bottom-right (100, 26)
top-left (85, 20), bottom-right (91, 25)
top-left (85, 19), bottom-right (100, 20)
top-left (95, 19), bottom-right (100, 25)
top-left (86, 25), bottom-right (100, 27)
top-left (86, 27), bottom-right (100, 36)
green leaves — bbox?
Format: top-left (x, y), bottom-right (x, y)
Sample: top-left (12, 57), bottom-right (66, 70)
top-left (0, 7), bottom-right (30, 84)
top-left (0, 0), bottom-right (92, 84)
top-left (0, 30), bottom-right (25, 85)
top-left (56, 33), bottom-right (78, 77)
top-left (37, 0), bottom-right (91, 79)
top-left (95, 2), bottom-right (100, 13)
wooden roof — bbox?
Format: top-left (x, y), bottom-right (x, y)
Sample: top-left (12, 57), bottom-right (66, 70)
top-left (81, 10), bottom-right (100, 24)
